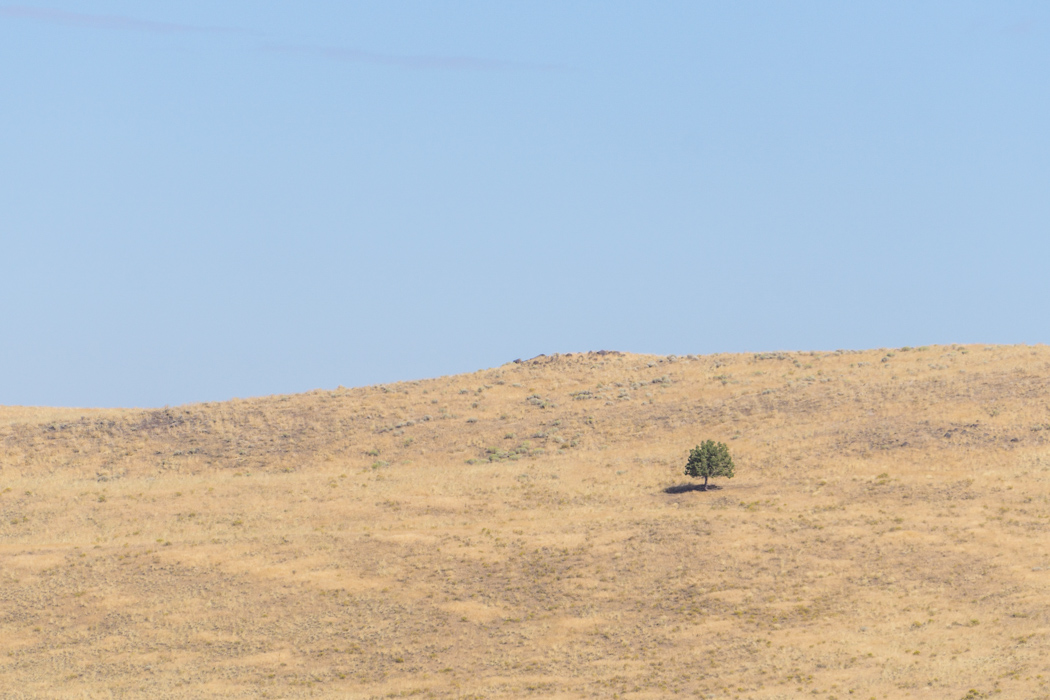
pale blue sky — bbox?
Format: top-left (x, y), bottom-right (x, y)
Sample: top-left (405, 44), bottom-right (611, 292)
top-left (2, 2), bottom-right (1048, 407)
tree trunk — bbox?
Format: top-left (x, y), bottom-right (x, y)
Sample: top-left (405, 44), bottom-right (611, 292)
top-left (703, 475), bottom-right (709, 491)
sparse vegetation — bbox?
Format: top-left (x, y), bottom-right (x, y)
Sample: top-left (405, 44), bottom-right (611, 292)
top-left (0, 345), bottom-right (1047, 697)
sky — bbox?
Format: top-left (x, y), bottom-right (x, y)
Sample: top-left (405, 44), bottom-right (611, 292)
top-left (2, 1), bottom-right (1049, 408)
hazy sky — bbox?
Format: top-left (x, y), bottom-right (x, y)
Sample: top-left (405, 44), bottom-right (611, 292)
top-left (3, 2), bottom-right (1049, 407)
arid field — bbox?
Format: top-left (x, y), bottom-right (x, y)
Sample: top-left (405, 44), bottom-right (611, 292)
top-left (3, 344), bottom-right (1050, 699)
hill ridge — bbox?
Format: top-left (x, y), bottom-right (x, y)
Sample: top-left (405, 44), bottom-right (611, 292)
top-left (2, 343), bottom-right (1049, 697)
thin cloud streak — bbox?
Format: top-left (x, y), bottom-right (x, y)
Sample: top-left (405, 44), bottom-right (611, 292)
top-left (263, 43), bottom-right (566, 72)
top-left (0, 5), bottom-right (243, 35)
top-left (0, 5), bottom-right (564, 73)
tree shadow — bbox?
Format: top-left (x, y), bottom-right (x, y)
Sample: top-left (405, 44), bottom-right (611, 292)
top-left (663, 483), bottom-right (722, 495)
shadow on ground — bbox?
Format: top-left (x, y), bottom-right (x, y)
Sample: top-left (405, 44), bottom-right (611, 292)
top-left (664, 483), bottom-right (722, 494)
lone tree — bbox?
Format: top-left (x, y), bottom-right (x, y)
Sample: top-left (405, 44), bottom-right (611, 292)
top-left (684, 440), bottom-right (735, 490)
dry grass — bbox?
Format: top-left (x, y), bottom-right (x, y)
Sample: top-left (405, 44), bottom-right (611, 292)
top-left (2, 344), bottom-right (1050, 698)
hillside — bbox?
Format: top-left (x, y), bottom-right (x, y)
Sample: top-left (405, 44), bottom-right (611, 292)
top-left (2, 345), bottom-right (1050, 698)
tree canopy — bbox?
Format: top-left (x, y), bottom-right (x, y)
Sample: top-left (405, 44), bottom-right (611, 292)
top-left (684, 440), bottom-right (735, 490)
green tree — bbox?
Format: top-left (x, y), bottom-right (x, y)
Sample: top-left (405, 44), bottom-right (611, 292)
top-left (684, 440), bottom-right (735, 490)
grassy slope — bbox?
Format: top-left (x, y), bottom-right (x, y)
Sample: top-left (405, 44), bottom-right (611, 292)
top-left (2, 345), bottom-right (1050, 698)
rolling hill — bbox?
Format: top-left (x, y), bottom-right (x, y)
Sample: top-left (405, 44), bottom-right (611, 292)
top-left (2, 344), bottom-right (1049, 698)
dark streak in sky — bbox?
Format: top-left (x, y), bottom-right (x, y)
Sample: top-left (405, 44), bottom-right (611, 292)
top-left (261, 43), bottom-right (565, 72)
top-left (0, 5), bottom-right (243, 35)
top-left (0, 5), bottom-right (565, 73)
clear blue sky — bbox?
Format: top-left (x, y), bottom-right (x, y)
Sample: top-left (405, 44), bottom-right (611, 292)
top-left (2, 2), bottom-right (1048, 408)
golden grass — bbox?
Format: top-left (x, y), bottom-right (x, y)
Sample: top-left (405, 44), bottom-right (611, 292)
top-left (2, 344), bottom-right (1050, 698)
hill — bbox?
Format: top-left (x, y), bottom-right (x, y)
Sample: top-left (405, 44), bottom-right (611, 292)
top-left (2, 345), bottom-right (1050, 698)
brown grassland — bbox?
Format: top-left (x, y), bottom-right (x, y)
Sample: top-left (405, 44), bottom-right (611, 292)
top-left (2, 344), bottom-right (1050, 699)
